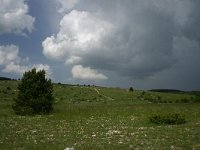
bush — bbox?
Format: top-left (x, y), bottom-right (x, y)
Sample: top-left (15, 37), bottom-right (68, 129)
top-left (194, 96), bottom-right (200, 103)
top-left (2, 90), bottom-right (7, 94)
top-left (12, 68), bottom-right (54, 115)
top-left (129, 87), bottom-right (133, 92)
top-left (7, 86), bottom-right (11, 90)
top-left (149, 113), bottom-right (186, 125)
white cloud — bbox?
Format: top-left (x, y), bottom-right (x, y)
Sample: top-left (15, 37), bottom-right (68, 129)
top-left (33, 64), bottom-right (53, 78)
top-left (55, 0), bottom-right (79, 14)
top-left (2, 62), bottom-right (28, 74)
top-left (0, 45), bottom-right (20, 65)
top-left (72, 65), bottom-right (107, 80)
top-left (2, 63), bottom-right (52, 78)
top-left (65, 56), bottom-right (81, 65)
top-left (0, 0), bottom-right (35, 34)
top-left (42, 10), bottom-right (115, 61)
top-left (42, 6), bottom-right (177, 78)
top-left (0, 44), bottom-right (52, 78)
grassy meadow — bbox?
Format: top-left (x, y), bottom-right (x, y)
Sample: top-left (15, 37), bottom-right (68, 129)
top-left (0, 80), bottom-right (200, 149)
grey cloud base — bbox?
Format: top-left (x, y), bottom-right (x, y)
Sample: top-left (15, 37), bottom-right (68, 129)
top-left (42, 0), bottom-right (200, 90)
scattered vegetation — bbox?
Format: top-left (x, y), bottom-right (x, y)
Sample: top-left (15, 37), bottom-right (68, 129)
top-left (12, 68), bottom-right (54, 115)
top-left (191, 91), bottom-right (200, 103)
top-left (149, 113), bottom-right (186, 125)
top-left (137, 91), bottom-right (196, 103)
top-left (0, 80), bottom-right (199, 149)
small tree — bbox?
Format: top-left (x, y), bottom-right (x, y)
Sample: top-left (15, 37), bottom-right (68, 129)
top-left (129, 87), bottom-right (133, 92)
top-left (12, 68), bottom-right (54, 115)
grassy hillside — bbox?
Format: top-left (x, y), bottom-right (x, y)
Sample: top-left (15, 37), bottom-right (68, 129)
top-left (0, 80), bottom-right (200, 149)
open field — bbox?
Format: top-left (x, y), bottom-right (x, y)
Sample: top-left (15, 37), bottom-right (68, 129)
top-left (0, 80), bottom-right (200, 149)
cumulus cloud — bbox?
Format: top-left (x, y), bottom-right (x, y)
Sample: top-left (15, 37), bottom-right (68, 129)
top-left (0, 44), bottom-right (52, 78)
top-left (42, 2), bottom-right (177, 78)
top-left (55, 0), bottom-right (79, 14)
top-left (0, 0), bottom-right (35, 35)
top-left (65, 56), bottom-right (81, 65)
top-left (33, 64), bottom-right (53, 78)
top-left (0, 45), bottom-right (20, 65)
top-left (42, 0), bottom-right (200, 89)
top-left (72, 65), bottom-right (107, 80)
top-left (2, 63), bottom-right (52, 78)
top-left (42, 10), bottom-right (114, 80)
top-left (42, 10), bottom-right (115, 61)
top-left (2, 62), bottom-right (28, 74)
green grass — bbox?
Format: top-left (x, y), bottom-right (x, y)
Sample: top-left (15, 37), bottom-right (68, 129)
top-left (0, 81), bottom-right (200, 149)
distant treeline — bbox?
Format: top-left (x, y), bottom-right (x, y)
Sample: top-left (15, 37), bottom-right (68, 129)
top-left (149, 89), bottom-right (200, 96)
top-left (149, 89), bottom-right (184, 93)
top-left (0, 77), bottom-right (17, 81)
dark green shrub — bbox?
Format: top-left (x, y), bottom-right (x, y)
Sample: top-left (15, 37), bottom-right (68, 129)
top-left (157, 96), bottom-right (162, 102)
top-left (92, 97), bottom-right (97, 100)
top-left (163, 100), bottom-right (168, 103)
top-left (7, 86), bottom-right (11, 90)
top-left (12, 68), bottom-right (54, 115)
top-left (3, 90), bottom-right (7, 94)
top-left (180, 98), bottom-right (189, 103)
top-left (150, 113), bottom-right (186, 125)
top-left (129, 87), bottom-right (133, 92)
top-left (176, 98), bottom-right (191, 103)
top-left (194, 96), bottom-right (200, 103)
top-left (142, 91), bottom-right (146, 95)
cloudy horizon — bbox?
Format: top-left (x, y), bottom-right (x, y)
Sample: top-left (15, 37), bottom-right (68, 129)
top-left (0, 0), bottom-right (200, 90)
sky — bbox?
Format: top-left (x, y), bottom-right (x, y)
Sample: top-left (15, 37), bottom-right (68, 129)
top-left (0, 0), bottom-right (200, 90)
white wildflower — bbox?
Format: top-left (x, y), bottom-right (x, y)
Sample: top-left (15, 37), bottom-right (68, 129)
top-left (64, 147), bottom-right (74, 150)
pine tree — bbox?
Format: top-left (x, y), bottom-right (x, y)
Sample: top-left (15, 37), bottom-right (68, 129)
top-left (12, 68), bottom-right (54, 115)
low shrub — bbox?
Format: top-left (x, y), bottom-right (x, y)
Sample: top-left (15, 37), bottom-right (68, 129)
top-left (2, 90), bottom-right (7, 94)
top-left (129, 87), bottom-right (133, 92)
top-left (176, 98), bottom-right (190, 103)
top-left (180, 98), bottom-right (189, 103)
top-left (194, 96), bottom-right (200, 103)
top-left (142, 91), bottom-right (146, 95)
top-left (149, 113), bottom-right (186, 125)
top-left (7, 86), bottom-right (11, 90)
